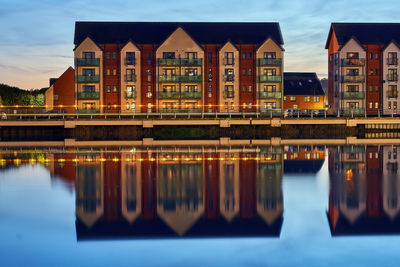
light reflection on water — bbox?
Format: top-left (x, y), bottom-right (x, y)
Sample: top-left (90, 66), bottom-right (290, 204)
top-left (1, 145), bottom-right (400, 266)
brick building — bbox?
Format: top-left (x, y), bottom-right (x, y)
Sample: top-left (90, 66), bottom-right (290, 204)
top-left (283, 72), bottom-right (325, 113)
top-left (326, 23), bottom-right (400, 116)
top-left (45, 67), bottom-right (75, 113)
top-left (73, 22), bottom-right (284, 114)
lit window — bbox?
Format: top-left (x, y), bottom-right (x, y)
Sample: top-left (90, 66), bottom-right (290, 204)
top-left (305, 96), bottom-right (311, 102)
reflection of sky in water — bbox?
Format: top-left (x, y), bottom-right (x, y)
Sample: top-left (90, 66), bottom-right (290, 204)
top-left (1, 155), bottom-right (400, 267)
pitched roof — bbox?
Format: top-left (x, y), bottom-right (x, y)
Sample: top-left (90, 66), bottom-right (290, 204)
top-left (325, 23), bottom-right (400, 49)
top-left (74, 22), bottom-right (284, 46)
top-left (283, 72), bottom-right (324, 96)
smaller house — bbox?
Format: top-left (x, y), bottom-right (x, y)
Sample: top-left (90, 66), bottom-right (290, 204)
top-left (45, 67), bottom-right (75, 113)
top-left (283, 72), bottom-right (325, 113)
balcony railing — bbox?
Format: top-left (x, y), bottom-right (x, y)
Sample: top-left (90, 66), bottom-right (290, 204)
top-left (387, 90), bottom-right (398, 98)
top-left (125, 58), bottom-right (136, 66)
top-left (159, 108), bottom-right (202, 113)
top-left (159, 75), bottom-right (180, 83)
top-left (125, 74), bottom-right (136, 82)
top-left (181, 92), bottom-right (201, 99)
top-left (77, 109), bottom-right (100, 114)
top-left (158, 92), bottom-right (181, 99)
top-left (76, 58), bottom-right (100, 66)
top-left (341, 91), bottom-right (365, 99)
top-left (77, 91), bottom-right (100, 100)
top-left (180, 75), bottom-right (202, 83)
top-left (341, 146), bottom-right (366, 154)
top-left (260, 108), bottom-right (282, 116)
top-left (259, 91), bottom-right (282, 99)
top-left (257, 58), bottom-right (282, 66)
top-left (223, 91), bottom-right (234, 98)
top-left (77, 75), bottom-right (100, 83)
top-left (341, 58), bottom-right (365, 66)
top-left (223, 58), bottom-right (235, 65)
top-left (180, 58), bottom-right (202, 66)
top-left (257, 75), bottom-right (282, 83)
top-left (343, 108), bottom-right (365, 116)
top-left (340, 75), bottom-right (365, 83)
top-left (387, 74), bottom-right (398, 82)
top-left (387, 58), bottom-right (398, 65)
top-left (223, 75), bottom-right (235, 82)
top-left (126, 91), bottom-right (136, 99)
top-left (157, 58), bottom-right (180, 66)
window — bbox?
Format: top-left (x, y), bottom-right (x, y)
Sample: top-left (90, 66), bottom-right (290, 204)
top-left (375, 102), bottom-right (379, 109)
top-left (314, 96), bottom-right (320, 102)
top-left (293, 104), bottom-right (298, 109)
top-left (224, 85), bottom-right (234, 98)
top-left (248, 52), bottom-right (252, 59)
top-left (106, 69), bottom-right (110, 76)
top-left (369, 69), bottom-right (374, 76)
top-left (389, 85), bottom-right (398, 98)
top-left (83, 52), bottom-right (95, 59)
top-left (347, 85), bottom-right (359, 92)
top-left (242, 52), bottom-right (246, 59)
top-left (185, 52), bottom-right (197, 59)
top-left (389, 101), bottom-right (392, 109)
top-left (243, 85), bottom-right (246, 92)
top-left (184, 85), bottom-right (198, 92)
top-left (147, 69), bottom-right (152, 82)
top-left (224, 52), bottom-right (234, 65)
top-left (83, 68), bottom-right (95, 76)
top-left (163, 52), bottom-right (175, 59)
top-left (388, 69), bottom-right (398, 81)
top-left (394, 102), bottom-right (397, 110)
top-left (375, 86), bottom-right (378, 91)
top-left (388, 52), bottom-right (398, 65)
top-left (113, 69), bottom-right (117, 76)
top-left (264, 85), bottom-right (276, 92)
top-left (264, 68), bottom-right (276, 76)
top-left (53, 94), bottom-right (59, 101)
top-left (248, 69), bottom-right (252, 76)
top-left (369, 52), bottom-right (373, 60)
top-left (346, 69), bottom-right (359, 76)
top-left (83, 85), bottom-right (95, 92)
top-left (162, 85), bottom-right (176, 92)
top-left (126, 52), bottom-right (135, 65)
top-left (113, 85), bottom-right (117, 93)
top-left (112, 52), bottom-right (117, 59)
top-left (224, 69), bottom-right (234, 81)
top-left (242, 69), bottom-right (246, 76)
top-left (369, 86), bottom-right (373, 92)
top-left (375, 52), bottom-right (379, 60)
top-left (347, 52), bottom-right (359, 59)
top-left (290, 96), bottom-right (296, 102)
top-left (132, 102), bottom-right (136, 112)
top-left (107, 103), bottom-right (111, 109)
top-left (147, 52), bottom-right (152, 65)
top-left (369, 102), bottom-right (373, 108)
top-left (126, 69), bottom-right (135, 82)
top-left (106, 52), bottom-right (111, 59)
top-left (207, 52), bottom-right (213, 65)
top-left (304, 96), bottom-right (311, 102)
top-left (107, 85), bottom-right (111, 93)
top-left (126, 85), bottom-right (135, 98)
top-left (126, 103), bottom-right (130, 111)
top-left (264, 52), bottom-right (276, 59)
top-left (375, 69), bottom-right (379, 76)
top-left (248, 85), bottom-right (252, 92)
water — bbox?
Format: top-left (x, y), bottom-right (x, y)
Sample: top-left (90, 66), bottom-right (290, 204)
top-left (0, 145), bottom-right (400, 266)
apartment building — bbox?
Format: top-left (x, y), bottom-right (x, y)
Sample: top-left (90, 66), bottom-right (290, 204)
top-left (73, 22), bottom-right (284, 114)
top-left (326, 23), bottom-right (400, 116)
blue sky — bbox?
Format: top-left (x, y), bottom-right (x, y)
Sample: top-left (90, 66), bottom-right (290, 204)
top-left (0, 0), bottom-right (399, 89)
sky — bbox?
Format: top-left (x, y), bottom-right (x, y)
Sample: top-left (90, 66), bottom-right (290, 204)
top-left (0, 0), bottom-right (399, 90)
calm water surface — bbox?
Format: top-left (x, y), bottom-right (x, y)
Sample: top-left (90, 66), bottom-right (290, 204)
top-left (0, 145), bottom-right (400, 266)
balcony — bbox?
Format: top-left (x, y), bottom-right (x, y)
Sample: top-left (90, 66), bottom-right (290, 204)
top-left (341, 91), bottom-right (365, 99)
top-left (76, 58), bottom-right (100, 66)
top-left (125, 74), bottom-right (136, 82)
top-left (158, 92), bottom-right (181, 99)
top-left (387, 74), bottom-right (398, 82)
top-left (180, 58), bottom-right (202, 66)
top-left (340, 75), bottom-right (365, 83)
top-left (126, 91), bottom-right (136, 99)
top-left (77, 109), bottom-right (100, 114)
top-left (259, 91), bottom-right (282, 99)
top-left (343, 108), bottom-right (365, 116)
top-left (260, 108), bottom-right (282, 116)
top-left (159, 75), bottom-right (180, 83)
top-left (180, 75), bottom-right (202, 83)
top-left (223, 58), bottom-right (235, 65)
top-left (223, 91), bottom-right (234, 98)
top-left (257, 58), bottom-right (282, 66)
top-left (257, 75), bottom-right (282, 83)
top-left (125, 58), bottom-right (136, 66)
top-left (77, 91), bottom-right (100, 100)
top-left (340, 58), bottom-right (365, 66)
top-left (342, 146), bottom-right (365, 154)
top-left (157, 58), bottom-right (180, 66)
top-left (182, 92), bottom-right (201, 99)
top-left (159, 108), bottom-right (202, 113)
top-left (223, 74), bottom-right (234, 82)
top-left (77, 75), bottom-right (100, 83)
top-left (387, 58), bottom-right (398, 65)
top-left (387, 90), bottom-right (398, 98)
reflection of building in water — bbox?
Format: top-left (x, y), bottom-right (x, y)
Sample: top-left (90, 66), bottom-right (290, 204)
top-left (72, 146), bottom-right (285, 239)
top-left (284, 145), bottom-right (325, 173)
top-left (328, 145), bottom-right (400, 235)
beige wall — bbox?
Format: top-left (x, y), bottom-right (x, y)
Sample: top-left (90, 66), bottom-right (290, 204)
top-left (383, 42), bottom-right (400, 114)
top-left (120, 42), bottom-right (141, 113)
top-left (74, 37), bottom-right (103, 112)
top-left (45, 85), bottom-right (54, 111)
top-left (256, 38), bottom-right (284, 111)
top-left (219, 42), bottom-right (239, 112)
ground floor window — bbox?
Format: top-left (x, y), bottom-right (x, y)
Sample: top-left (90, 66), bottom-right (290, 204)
top-left (263, 102), bottom-right (276, 109)
top-left (83, 102), bottom-right (96, 110)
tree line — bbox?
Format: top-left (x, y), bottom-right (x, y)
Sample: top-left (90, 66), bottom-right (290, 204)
top-left (0, 83), bottom-right (45, 106)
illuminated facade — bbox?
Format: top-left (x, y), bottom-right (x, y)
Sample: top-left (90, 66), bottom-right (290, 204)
top-left (73, 22), bottom-right (284, 114)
